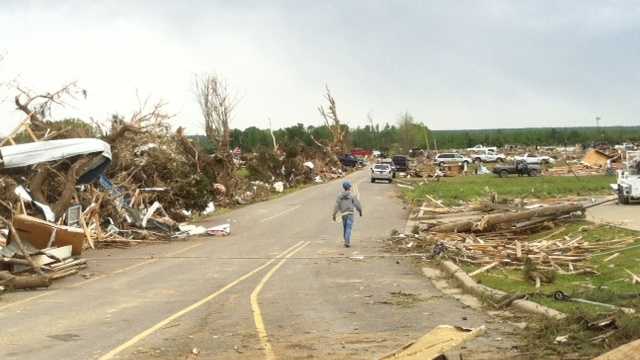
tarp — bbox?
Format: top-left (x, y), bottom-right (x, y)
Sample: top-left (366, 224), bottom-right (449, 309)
top-left (0, 138), bottom-right (112, 183)
top-left (0, 138), bottom-right (111, 169)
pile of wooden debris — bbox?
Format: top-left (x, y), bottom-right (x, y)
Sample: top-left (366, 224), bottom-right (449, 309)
top-left (389, 197), bottom-right (625, 274)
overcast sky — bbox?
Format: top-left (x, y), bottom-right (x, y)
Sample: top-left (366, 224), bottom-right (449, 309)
top-left (1, 1), bottom-right (639, 135)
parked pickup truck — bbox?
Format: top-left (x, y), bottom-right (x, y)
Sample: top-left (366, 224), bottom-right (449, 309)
top-left (466, 144), bottom-right (498, 153)
top-left (493, 161), bottom-right (542, 177)
top-left (470, 149), bottom-right (506, 163)
top-left (512, 153), bottom-right (555, 165)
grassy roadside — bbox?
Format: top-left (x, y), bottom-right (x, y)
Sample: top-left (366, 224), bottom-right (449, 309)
top-left (402, 174), bottom-right (614, 206)
top-left (468, 222), bottom-right (640, 312)
top-left (461, 223), bottom-right (640, 358)
top-left (397, 175), bottom-right (640, 358)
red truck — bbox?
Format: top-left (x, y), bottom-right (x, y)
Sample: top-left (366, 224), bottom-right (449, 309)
top-left (350, 148), bottom-right (372, 158)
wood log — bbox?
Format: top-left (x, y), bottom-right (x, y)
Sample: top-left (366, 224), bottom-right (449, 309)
top-left (12, 274), bottom-right (51, 289)
top-left (474, 203), bottom-right (583, 232)
top-left (431, 220), bottom-right (475, 233)
top-left (0, 271), bottom-right (50, 289)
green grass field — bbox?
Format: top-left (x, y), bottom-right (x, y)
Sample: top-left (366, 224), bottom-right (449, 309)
top-left (403, 174), bottom-right (614, 206)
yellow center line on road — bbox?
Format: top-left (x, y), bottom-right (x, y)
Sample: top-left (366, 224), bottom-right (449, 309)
top-left (260, 205), bottom-right (301, 223)
top-left (0, 241), bottom-right (206, 311)
top-left (98, 240), bottom-right (306, 360)
top-left (250, 241), bottom-right (310, 360)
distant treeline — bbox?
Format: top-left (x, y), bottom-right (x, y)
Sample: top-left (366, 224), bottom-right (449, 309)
top-left (192, 124), bottom-right (640, 154)
top-left (428, 126), bottom-right (640, 149)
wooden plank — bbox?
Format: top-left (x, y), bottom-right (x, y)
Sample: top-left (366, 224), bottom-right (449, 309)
top-left (79, 214), bottom-right (95, 250)
top-left (603, 253), bottom-right (620, 262)
top-left (25, 124), bottom-right (39, 142)
top-left (379, 325), bottom-right (485, 360)
top-left (593, 338), bottom-right (640, 360)
top-left (469, 261), bottom-right (499, 277)
top-left (11, 214), bottom-right (85, 255)
top-left (0, 114), bottom-right (33, 146)
top-left (12, 246), bottom-right (73, 272)
top-left (624, 268), bottom-right (640, 284)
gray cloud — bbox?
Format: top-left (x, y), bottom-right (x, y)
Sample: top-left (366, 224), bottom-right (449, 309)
top-left (1, 0), bottom-right (639, 135)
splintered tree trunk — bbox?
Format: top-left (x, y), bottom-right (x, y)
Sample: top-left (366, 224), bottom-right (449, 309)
top-left (474, 203), bottom-right (583, 232)
top-left (430, 203), bottom-right (584, 233)
top-left (430, 220), bottom-right (475, 233)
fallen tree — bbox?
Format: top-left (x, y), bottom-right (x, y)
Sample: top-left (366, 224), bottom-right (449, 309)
top-left (431, 203), bottom-right (584, 233)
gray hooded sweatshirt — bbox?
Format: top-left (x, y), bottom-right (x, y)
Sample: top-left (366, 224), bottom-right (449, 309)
top-left (333, 191), bottom-right (363, 218)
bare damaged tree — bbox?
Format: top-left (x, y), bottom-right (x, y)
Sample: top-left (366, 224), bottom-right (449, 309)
top-left (105, 97), bottom-right (172, 143)
top-left (318, 85), bottom-right (347, 155)
top-left (8, 82), bottom-right (98, 219)
top-left (14, 81), bottom-right (84, 133)
top-left (195, 74), bottom-right (236, 155)
top-left (194, 74), bottom-right (240, 201)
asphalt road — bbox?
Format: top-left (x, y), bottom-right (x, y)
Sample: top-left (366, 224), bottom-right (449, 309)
top-left (587, 202), bottom-right (640, 231)
top-left (0, 170), bottom-right (519, 359)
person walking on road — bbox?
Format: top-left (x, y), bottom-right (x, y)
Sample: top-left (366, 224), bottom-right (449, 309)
top-left (332, 181), bottom-right (363, 248)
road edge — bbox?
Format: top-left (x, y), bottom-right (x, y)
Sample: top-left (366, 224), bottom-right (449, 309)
top-left (437, 260), bottom-right (567, 320)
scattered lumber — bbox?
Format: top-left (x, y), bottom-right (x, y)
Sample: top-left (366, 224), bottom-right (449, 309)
top-left (389, 229), bottom-right (634, 272)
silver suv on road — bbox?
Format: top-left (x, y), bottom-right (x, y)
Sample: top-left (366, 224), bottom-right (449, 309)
top-left (370, 163), bottom-right (393, 183)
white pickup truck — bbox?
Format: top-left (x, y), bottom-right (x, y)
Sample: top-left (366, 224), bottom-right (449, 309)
top-left (512, 153), bottom-right (556, 165)
top-left (612, 151), bottom-right (640, 204)
top-left (470, 149), bottom-right (506, 163)
top-left (466, 144), bottom-right (498, 153)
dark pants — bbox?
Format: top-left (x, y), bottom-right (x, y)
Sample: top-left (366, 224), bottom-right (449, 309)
top-left (342, 214), bottom-right (354, 245)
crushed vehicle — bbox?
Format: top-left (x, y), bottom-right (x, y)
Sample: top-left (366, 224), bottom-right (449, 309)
top-left (612, 151), bottom-right (640, 204)
top-left (512, 153), bottom-right (555, 165)
top-left (493, 160), bottom-right (541, 177)
top-left (469, 148), bottom-right (506, 163)
top-left (434, 152), bottom-right (472, 166)
top-left (392, 155), bottom-right (409, 172)
top-left (370, 163), bottom-right (393, 183)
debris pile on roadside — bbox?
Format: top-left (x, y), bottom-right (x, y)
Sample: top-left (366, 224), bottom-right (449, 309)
top-left (0, 216), bottom-right (87, 293)
top-left (388, 197), bottom-right (626, 275)
top-left (0, 105), bottom-right (352, 290)
top-left (244, 145), bottom-right (344, 194)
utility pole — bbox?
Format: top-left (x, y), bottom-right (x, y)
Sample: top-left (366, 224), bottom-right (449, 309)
top-left (423, 125), bottom-right (430, 152)
top-left (596, 116), bottom-right (604, 142)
